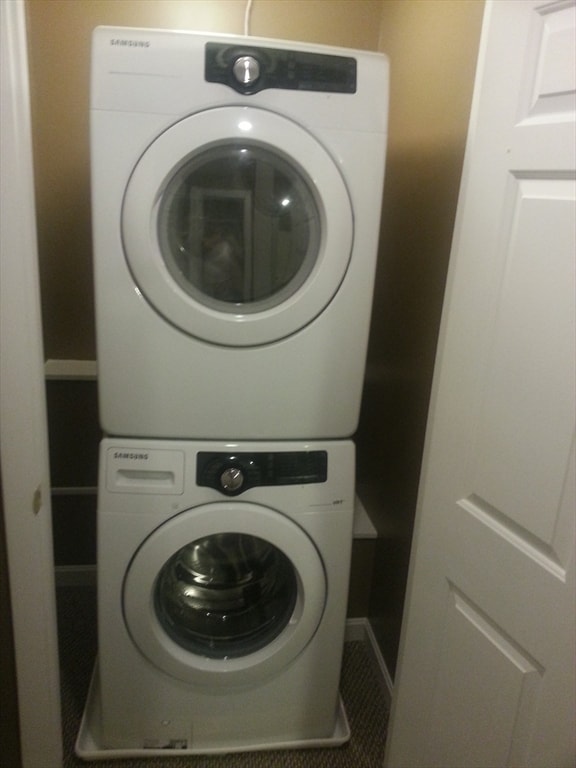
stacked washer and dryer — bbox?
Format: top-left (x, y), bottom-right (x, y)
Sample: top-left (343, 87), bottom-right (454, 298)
top-left (78, 25), bottom-right (388, 758)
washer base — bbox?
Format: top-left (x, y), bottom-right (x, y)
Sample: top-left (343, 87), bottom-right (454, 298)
top-left (75, 659), bottom-right (351, 760)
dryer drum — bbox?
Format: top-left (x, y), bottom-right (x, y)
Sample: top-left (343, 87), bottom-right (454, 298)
top-left (157, 142), bottom-right (321, 313)
top-left (154, 533), bottom-right (298, 658)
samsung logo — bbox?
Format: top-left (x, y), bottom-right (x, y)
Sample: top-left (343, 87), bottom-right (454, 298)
top-left (114, 451), bottom-right (149, 460)
top-left (110, 39), bottom-right (150, 48)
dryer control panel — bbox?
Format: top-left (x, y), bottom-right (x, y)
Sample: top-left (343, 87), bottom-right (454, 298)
top-left (197, 450), bottom-right (327, 496)
top-left (205, 42), bottom-right (357, 95)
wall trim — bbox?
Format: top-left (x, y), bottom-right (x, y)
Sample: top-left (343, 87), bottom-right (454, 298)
top-left (44, 359), bottom-right (97, 380)
top-left (55, 565), bottom-right (96, 587)
top-left (52, 486), bottom-right (98, 496)
top-left (346, 617), bottom-right (393, 704)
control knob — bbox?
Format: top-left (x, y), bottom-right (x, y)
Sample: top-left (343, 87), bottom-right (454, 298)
top-left (220, 466), bottom-right (244, 493)
top-left (232, 55), bottom-right (260, 85)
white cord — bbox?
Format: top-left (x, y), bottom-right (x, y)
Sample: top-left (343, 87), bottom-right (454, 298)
top-left (244, 0), bottom-right (253, 36)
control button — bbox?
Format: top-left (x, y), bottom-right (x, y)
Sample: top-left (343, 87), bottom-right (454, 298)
top-left (233, 55), bottom-right (260, 85)
top-left (220, 466), bottom-right (244, 493)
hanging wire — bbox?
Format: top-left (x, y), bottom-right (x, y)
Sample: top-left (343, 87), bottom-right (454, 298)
top-left (244, 0), bottom-right (253, 36)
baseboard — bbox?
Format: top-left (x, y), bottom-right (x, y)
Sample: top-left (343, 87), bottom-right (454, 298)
top-left (345, 617), bottom-right (393, 705)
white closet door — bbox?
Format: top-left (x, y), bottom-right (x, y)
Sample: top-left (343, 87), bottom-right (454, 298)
top-left (385, 1), bottom-right (576, 766)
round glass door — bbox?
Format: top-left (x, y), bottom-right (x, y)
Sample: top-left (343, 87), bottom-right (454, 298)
top-left (123, 502), bottom-right (326, 687)
top-left (154, 533), bottom-right (297, 659)
top-left (122, 107), bottom-right (353, 346)
top-left (157, 143), bottom-right (320, 314)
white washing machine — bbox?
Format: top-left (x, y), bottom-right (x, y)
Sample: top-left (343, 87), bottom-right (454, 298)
top-left (84, 437), bottom-right (355, 755)
top-left (90, 27), bottom-right (389, 439)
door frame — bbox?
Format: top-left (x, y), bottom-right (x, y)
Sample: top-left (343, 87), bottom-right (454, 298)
top-left (0, 1), bottom-right (62, 766)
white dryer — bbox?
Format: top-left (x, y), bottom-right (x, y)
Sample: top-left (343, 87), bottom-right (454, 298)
top-left (86, 438), bottom-right (354, 755)
top-left (91, 27), bottom-right (388, 439)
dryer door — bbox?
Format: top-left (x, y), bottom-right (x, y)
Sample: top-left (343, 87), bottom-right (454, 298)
top-left (122, 107), bottom-right (353, 346)
top-left (123, 502), bottom-right (326, 687)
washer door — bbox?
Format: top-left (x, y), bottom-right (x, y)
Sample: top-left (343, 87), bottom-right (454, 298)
top-left (123, 502), bottom-right (326, 687)
top-left (122, 106), bottom-right (353, 346)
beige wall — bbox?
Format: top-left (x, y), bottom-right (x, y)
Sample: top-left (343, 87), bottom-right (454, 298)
top-left (357, 0), bottom-right (484, 671)
top-left (26, 0), bottom-right (484, 673)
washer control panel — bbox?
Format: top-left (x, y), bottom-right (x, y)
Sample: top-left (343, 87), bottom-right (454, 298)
top-left (205, 42), bottom-right (356, 95)
top-left (197, 451), bottom-right (328, 496)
